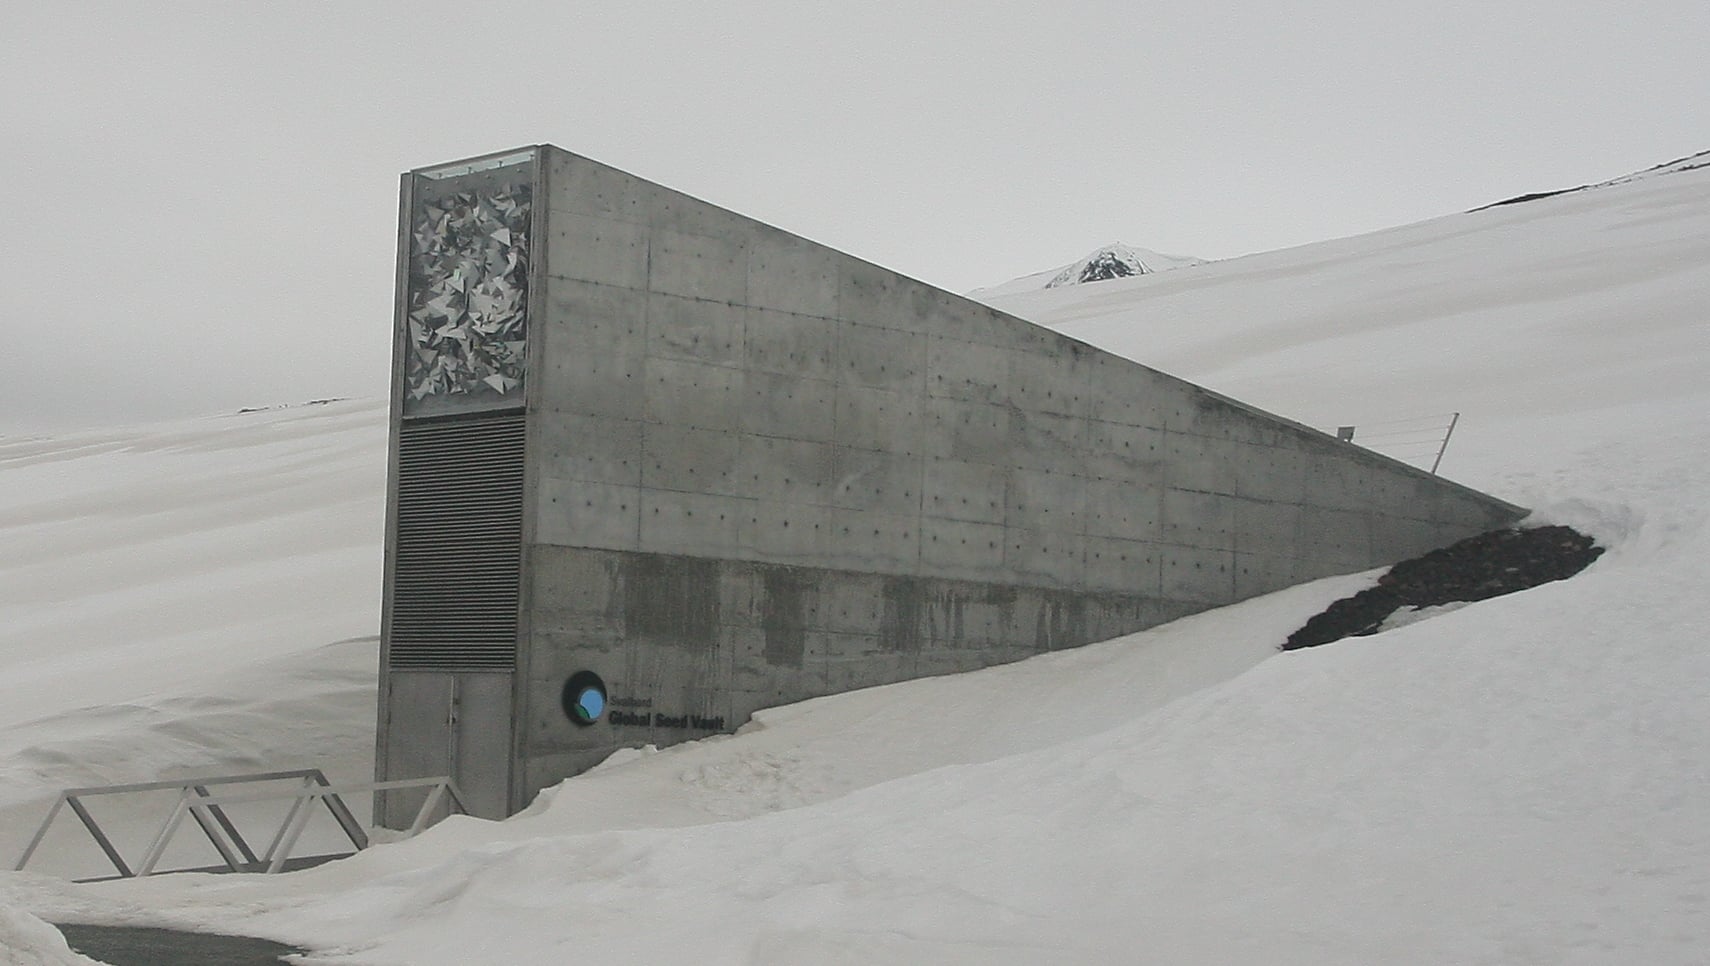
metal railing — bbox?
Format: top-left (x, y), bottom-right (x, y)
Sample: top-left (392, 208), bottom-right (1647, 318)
top-left (1335, 411), bottom-right (1461, 474)
top-left (15, 769), bottom-right (465, 881)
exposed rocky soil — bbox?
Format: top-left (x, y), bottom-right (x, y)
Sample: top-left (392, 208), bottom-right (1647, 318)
top-left (1284, 525), bottom-right (1604, 650)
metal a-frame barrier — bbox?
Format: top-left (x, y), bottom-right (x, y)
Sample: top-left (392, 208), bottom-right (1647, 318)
top-left (15, 769), bottom-right (465, 881)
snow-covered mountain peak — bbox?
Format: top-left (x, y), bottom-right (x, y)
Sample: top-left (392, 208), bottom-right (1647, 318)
top-left (1045, 242), bottom-right (1204, 287)
top-left (969, 241), bottom-right (1206, 298)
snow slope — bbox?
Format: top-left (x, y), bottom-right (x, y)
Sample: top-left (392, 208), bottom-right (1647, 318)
top-left (0, 402), bottom-right (386, 878)
top-left (3, 159), bottom-right (1710, 964)
top-left (985, 170), bottom-right (1708, 469)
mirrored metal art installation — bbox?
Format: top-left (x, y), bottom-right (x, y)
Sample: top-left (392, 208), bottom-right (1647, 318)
top-left (404, 186), bottom-right (531, 411)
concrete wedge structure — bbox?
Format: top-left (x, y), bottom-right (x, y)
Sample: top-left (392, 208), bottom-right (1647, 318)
top-left (376, 145), bottom-right (1523, 823)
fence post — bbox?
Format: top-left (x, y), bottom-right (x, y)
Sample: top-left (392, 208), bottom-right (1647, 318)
top-left (1431, 412), bottom-right (1460, 475)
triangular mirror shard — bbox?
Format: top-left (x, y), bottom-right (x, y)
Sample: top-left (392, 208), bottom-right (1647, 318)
top-left (377, 144), bottom-right (1524, 823)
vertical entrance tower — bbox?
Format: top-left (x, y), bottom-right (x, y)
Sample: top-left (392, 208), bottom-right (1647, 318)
top-left (376, 145), bottom-right (1522, 825)
top-left (379, 150), bottom-right (535, 824)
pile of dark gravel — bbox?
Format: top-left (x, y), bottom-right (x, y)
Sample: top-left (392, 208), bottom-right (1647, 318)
top-left (1283, 525), bottom-right (1604, 651)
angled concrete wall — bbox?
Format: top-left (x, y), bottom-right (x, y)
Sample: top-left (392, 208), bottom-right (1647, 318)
top-left (379, 144), bottom-right (1523, 821)
top-left (506, 145), bottom-right (1521, 806)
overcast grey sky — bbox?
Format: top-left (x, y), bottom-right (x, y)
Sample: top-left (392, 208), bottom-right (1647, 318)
top-left (2, 1), bottom-right (1703, 433)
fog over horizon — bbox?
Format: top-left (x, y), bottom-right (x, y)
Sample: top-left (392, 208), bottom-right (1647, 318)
top-left (3, 1), bottom-right (1704, 434)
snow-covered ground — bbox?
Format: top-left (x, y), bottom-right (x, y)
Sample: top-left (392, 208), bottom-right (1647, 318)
top-left (2, 159), bottom-right (1708, 964)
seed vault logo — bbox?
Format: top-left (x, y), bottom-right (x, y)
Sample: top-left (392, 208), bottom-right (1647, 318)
top-left (560, 671), bottom-right (607, 727)
top-left (560, 673), bottom-right (725, 730)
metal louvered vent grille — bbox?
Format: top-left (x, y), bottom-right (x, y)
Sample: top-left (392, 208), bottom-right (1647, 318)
top-left (388, 413), bottom-right (525, 670)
